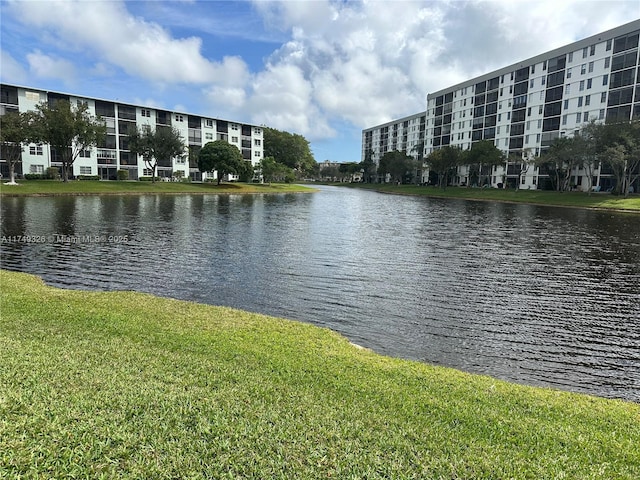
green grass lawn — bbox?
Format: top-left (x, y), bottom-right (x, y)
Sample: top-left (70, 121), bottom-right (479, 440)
top-left (1, 270), bottom-right (639, 479)
top-left (0, 180), bottom-right (314, 196)
top-left (338, 183), bottom-right (640, 212)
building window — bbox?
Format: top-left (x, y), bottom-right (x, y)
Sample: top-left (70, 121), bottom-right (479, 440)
top-left (568, 51), bottom-right (573, 63)
top-left (564, 99), bottom-right (569, 109)
top-left (590, 44), bottom-right (595, 56)
top-left (582, 47), bottom-right (588, 58)
top-left (25, 91), bottom-right (40, 102)
top-left (562, 114), bottom-right (567, 125)
top-left (578, 97), bottom-right (583, 107)
top-left (606, 39), bottom-right (612, 51)
top-left (537, 119), bottom-right (542, 129)
top-left (205, 119), bottom-right (214, 128)
top-left (205, 133), bottom-right (213, 140)
top-left (231, 136), bottom-right (238, 143)
top-left (143, 168), bottom-right (153, 176)
top-left (79, 149), bottom-right (91, 158)
top-left (599, 109), bottom-right (605, 120)
top-left (538, 105), bottom-right (543, 115)
top-left (565, 84), bottom-right (570, 94)
top-left (254, 151), bottom-right (261, 157)
top-left (541, 76), bottom-right (546, 85)
top-left (604, 57), bottom-right (610, 68)
top-left (30, 164), bottom-right (44, 174)
top-left (530, 79), bottom-right (534, 88)
top-left (601, 92), bottom-right (607, 103)
top-left (231, 124), bottom-right (239, 130)
top-left (29, 145), bottom-right (43, 156)
top-left (602, 74), bottom-right (608, 86)
top-left (584, 112), bottom-right (589, 122)
top-left (585, 95), bottom-right (590, 106)
top-left (141, 109), bottom-right (151, 117)
top-left (567, 68), bottom-right (572, 79)
top-left (254, 139), bottom-right (261, 146)
top-left (581, 64), bottom-right (586, 74)
top-left (587, 78), bottom-right (592, 89)
top-left (588, 62), bottom-right (594, 73)
top-left (79, 166), bottom-right (92, 175)
top-left (576, 113), bottom-right (581, 123)
top-left (579, 80), bottom-right (585, 91)
top-left (175, 114), bottom-right (184, 122)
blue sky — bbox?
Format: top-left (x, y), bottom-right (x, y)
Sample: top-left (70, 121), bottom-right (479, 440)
top-left (1, 1), bottom-right (638, 163)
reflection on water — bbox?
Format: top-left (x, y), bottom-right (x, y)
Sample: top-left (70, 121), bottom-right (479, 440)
top-left (1, 187), bottom-right (639, 401)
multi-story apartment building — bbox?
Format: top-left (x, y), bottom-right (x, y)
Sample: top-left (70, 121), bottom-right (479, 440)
top-left (361, 112), bottom-right (427, 182)
top-left (0, 84), bottom-right (264, 182)
top-left (364, 19), bottom-right (640, 191)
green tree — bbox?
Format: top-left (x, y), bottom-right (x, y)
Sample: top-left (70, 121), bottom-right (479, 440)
top-left (129, 125), bottom-right (185, 183)
top-left (32, 100), bottom-right (106, 182)
top-left (263, 127), bottom-right (316, 176)
top-left (426, 146), bottom-right (461, 189)
top-left (198, 140), bottom-right (250, 185)
top-left (260, 156), bottom-right (293, 184)
top-left (360, 149), bottom-right (376, 183)
top-left (378, 150), bottom-right (415, 184)
top-left (536, 138), bottom-right (572, 191)
top-left (0, 111), bottom-right (37, 184)
top-left (461, 140), bottom-right (504, 187)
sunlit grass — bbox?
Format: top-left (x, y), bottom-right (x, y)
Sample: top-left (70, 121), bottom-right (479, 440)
top-left (1, 270), bottom-right (639, 478)
top-left (0, 180), bottom-right (314, 196)
top-left (339, 183), bottom-right (640, 211)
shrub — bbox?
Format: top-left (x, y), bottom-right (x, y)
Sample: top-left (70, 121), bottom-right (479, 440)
top-left (117, 170), bottom-right (129, 181)
top-left (24, 174), bottom-right (44, 180)
top-left (45, 167), bottom-right (60, 180)
top-left (77, 175), bottom-right (101, 181)
top-left (139, 176), bottom-right (160, 182)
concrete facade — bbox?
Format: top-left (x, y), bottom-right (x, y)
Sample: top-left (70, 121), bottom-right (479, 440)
top-left (0, 84), bottom-right (264, 182)
top-left (362, 19), bottom-right (640, 190)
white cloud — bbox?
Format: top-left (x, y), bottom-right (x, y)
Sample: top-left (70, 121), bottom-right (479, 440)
top-left (26, 50), bottom-right (77, 83)
top-left (3, 0), bottom-right (639, 150)
top-left (0, 50), bottom-right (28, 84)
top-left (5, 0), bottom-right (250, 86)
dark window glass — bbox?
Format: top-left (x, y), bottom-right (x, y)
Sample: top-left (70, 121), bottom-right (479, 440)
top-left (487, 77), bottom-right (500, 90)
top-left (474, 93), bottom-right (486, 105)
top-left (613, 32), bottom-right (639, 54)
top-left (117, 105), bottom-right (136, 120)
top-left (511, 123), bottom-right (525, 135)
top-left (511, 109), bottom-right (526, 122)
top-left (444, 92), bottom-right (454, 103)
top-left (514, 81), bottom-right (528, 95)
top-left (474, 106), bottom-right (485, 117)
top-left (0, 85), bottom-right (19, 105)
top-left (435, 106), bottom-right (443, 116)
top-left (608, 87), bottom-right (634, 106)
top-left (485, 102), bottom-right (498, 115)
top-left (486, 90), bottom-right (499, 102)
top-left (611, 52), bottom-right (639, 72)
top-left (472, 130), bottom-right (483, 141)
top-left (544, 101), bottom-right (562, 117)
top-left (443, 114), bottom-right (452, 125)
top-left (542, 117), bottom-right (560, 131)
top-left (436, 95), bottom-right (444, 106)
top-left (546, 70), bottom-right (565, 87)
top-left (475, 81), bottom-right (487, 94)
top-left (188, 116), bottom-right (201, 129)
top-left (606, 105), bottom-right (631, 122)
top-left (217, 120), bottom-right (228, 133)
top-left (545, 86), bottom-right (564, 102)
top-left (484, 115), bottom-right (497, 127)
top-left (509, 137), bottom-right (524, 149)
top-left (483, 127), bottom-right (495, 139)
top-left (515, 67), bottom-right (530, 82)
top-left (548, 55), bottom-right (566, 73)
top-left (610, 69), bottom-right (636, 88)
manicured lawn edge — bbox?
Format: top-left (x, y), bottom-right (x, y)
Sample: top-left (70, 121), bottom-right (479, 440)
top-left (1, 269), bottom-right (639, 479)
top-left (0, 180), bottom-right (315, 197)
top-left (334, 183), bottom-right (640, 213)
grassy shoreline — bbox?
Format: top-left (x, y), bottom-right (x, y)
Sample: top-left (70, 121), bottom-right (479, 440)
top-left (334, 183), bottom-right (640, 212)
top-left (0, 180), bottom-right (315, 196)
top-left (1, 269), bottom-right (639, 478)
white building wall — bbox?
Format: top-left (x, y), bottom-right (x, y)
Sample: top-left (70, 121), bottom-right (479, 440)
top-left (0, 84), bottom-right (265, 182)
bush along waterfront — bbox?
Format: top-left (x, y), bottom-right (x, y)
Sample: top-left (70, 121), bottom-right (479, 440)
top-left (1, 270), bottom-right (639, 479)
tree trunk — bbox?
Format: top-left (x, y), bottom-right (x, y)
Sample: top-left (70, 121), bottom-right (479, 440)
top-left (62, 162), bottom-right (69, 182)
top-left (8, 162), bottom-right (17, 184)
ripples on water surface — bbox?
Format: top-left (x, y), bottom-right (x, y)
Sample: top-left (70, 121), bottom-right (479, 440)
top-left (1, 187), bottom-right (639, 401)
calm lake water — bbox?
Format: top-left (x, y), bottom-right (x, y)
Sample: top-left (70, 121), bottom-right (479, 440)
top-left (2, 186), bottom-right (639, 401)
